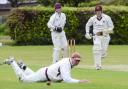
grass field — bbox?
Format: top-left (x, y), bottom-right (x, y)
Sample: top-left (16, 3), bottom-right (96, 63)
top-left (0, 45), bottom-right (128, 89)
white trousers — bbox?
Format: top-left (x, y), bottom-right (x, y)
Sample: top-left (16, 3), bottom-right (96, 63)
top-left (10, 61), bottom-right (47, 83)
top-left (51, 31), bottom-right (68, 63)
top-left (93, 35), bottom-right (110, 68)
top-left (101, 35), bottom-right (110, 57)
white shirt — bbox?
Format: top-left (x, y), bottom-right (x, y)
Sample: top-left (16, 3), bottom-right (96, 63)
top-left (0, 0), bottom-right (9, 4)
top-left (47, 12), bottom-right (66, 31)
top-left (47, 58), bottom-right (79, 83)
top-left (86, 13), bottom-right (114, 35)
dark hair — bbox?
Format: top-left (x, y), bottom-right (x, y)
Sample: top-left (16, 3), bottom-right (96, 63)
top-left (95, 5), bottom-right (102, 11)
top-left (54, 3), bottom-right (61, 9)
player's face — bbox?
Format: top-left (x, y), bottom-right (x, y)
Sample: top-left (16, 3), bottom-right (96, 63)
top-left (95, 11), bottom-right (102, 17)
top-left (72, 57), bottom-right (80, 66)
top-left (55, 8), bottom-right (61, 13)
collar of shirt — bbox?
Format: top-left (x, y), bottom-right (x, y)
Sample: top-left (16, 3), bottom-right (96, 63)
top-left (55, 12), bottom-right (61, 17)
top-left (97, 13), bottom-right (103, 21)
top-left (69, 58), bottom-right (73, 68)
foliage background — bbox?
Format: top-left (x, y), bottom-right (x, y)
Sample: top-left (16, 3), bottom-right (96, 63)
top-left (6, 6), bottom-right (128, 45)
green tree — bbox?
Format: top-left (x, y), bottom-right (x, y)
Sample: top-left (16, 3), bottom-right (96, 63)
top-left (65, 0), bottom-right (86, 7)
top-left (37, 0), bottom-right (91, 7)
top-left (101, 0), bottom-right (128, 5)
top-left (37, 0), bottom-right (53, 6)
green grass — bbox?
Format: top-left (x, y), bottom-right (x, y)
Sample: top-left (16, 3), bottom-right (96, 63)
top-left (0, 45), bottom-right (128, 89)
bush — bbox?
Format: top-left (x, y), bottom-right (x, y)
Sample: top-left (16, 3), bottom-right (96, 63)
top-left (0, 23), bottom-right (9, 35)
top-left (6, 6), bottom-right (128, 45)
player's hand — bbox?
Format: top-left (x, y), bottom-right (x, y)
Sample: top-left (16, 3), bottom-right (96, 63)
top-left (85, 33), bottom-right (92, 40)
top-left (54, 27), bottom-right (62, 33)
top-left (50, 27), bottom-right (55, 32)
top-left (79, 79), bottom-right (90, 83)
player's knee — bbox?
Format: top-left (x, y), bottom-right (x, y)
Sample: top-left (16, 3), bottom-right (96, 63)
top-left (53, 47), bottom-right (60, 51)
top-left (20, 77), bottom-right (33, 83)
top-left (93, 44), bottom-right (101, 50)
top-left (93, 44), bottom-right (101, 54)
top-left (62, 46), bottom-right (68, 50)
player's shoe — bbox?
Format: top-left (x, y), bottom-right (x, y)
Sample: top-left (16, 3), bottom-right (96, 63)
top-left (96, 67), bottom-right (102, 70)
top-left (96, 65), bottom-right (102, 70)
top-left (3, 56), bottom-right (15, 65)
top-left (17, 60), bottom-right (27, 70)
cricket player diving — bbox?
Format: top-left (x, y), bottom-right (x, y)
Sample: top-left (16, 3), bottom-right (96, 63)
top-left (85, 5), bottom-right (114, 70)
top-left (47, 3), bottom-right (68, 63)
top-left (3, 52), bottom-right (89, 84)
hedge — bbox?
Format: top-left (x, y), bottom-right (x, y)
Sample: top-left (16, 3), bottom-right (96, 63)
top-left (6, 6), bottom-right (128, 45)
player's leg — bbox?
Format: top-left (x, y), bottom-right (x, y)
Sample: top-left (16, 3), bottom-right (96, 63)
top-left (101, 35), bottom-right (110, 58)
top-left (93, 36), bottom-right (102, 70)
top-left (4, 57), bottom-right (46, 83)
top-left (17, 60), bottom-right (34, 76)
top-left (61, 31), bottom-right (68, 58)
top-left (51, 32), bottom-right (61, 63)
top-left (53, 47), bottom-right (60, 63)
top-left (4, 57), bottom-right (26, 79)
top-left (21, 67), bottom-right (47, 83)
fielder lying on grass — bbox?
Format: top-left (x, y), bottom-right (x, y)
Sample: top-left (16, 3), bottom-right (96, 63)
top-left (3, 52), bottom-right (89, 83)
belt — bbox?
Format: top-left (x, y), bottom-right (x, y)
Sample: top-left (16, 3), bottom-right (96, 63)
top-left (96, 32), bottom-right (103, 36)
top-left (45, 68), bottom-right (51, 81)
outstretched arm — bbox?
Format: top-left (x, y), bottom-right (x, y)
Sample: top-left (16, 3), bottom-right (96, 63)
top-left (60, 63), bottom-right (89, 83)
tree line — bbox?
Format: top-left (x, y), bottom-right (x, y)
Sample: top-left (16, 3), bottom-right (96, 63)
top-left (8, 0), bottom-right (128, 7)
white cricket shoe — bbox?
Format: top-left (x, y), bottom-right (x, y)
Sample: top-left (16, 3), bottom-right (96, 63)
top-left (96, 65), bottom-right (102, 70)
top-left (17, 60), bottom-right (26, 70)
top-left (3, 56), bottom-right (15, 65)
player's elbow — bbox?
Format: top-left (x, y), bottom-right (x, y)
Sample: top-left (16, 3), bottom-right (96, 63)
top-left (47, 23), bottom-right (50, 28)
top-left (63, 78), bottom-right (69, 82)
top-left (108, 27), bottom-right (114, 34)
